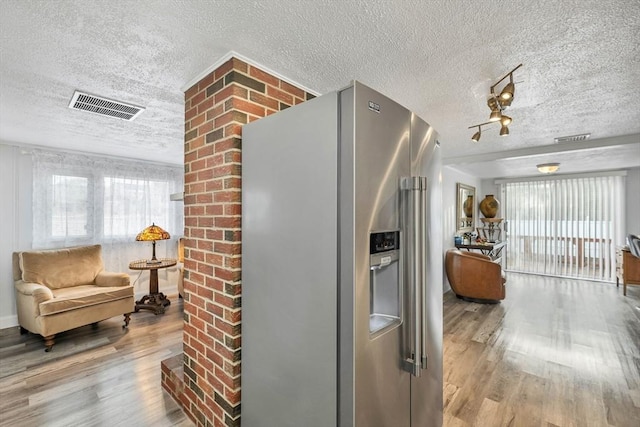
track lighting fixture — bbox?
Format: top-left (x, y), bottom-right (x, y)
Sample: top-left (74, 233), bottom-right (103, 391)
top-left (490, 64), bottom-right (522, 101)
top-left (468, 64), bottom-right (523, 141)
top-left (499, 76), bottom-right (515, 101)
top-left (500, 115), bottom-right (512, 126)
top-left (468, 121), bottom-right (492, 143)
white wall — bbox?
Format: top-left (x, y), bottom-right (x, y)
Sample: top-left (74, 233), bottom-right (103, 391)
top-left (0, 142), bottom-right (181, 329)
top-left (0, 144), bottom-right (32, 328)
top-left (441, 166), bottom-right (482, 293)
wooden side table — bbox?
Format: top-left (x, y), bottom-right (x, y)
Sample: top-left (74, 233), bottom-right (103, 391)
top-left (616, 247), bottom-right (640, 296)
top-left (129, 258), bottom-right (177, 314)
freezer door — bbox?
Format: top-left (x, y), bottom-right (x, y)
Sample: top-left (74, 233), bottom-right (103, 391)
top-left (344, 82), bottom-right (412, 427)
top-left (409, 114), bottom-right (443, 427)
top-left (242, 92), bottom-right (340, 427)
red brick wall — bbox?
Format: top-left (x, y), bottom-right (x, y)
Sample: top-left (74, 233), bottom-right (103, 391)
top-left (162, 57), bottom-right (314, 427)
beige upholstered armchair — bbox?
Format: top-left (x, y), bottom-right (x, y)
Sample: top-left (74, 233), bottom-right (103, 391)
top-left (445, 249), bottom-right (506, 303)
top-left (13, 244), bottom-right (134, 351)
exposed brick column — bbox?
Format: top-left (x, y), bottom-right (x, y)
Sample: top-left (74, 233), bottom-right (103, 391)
top-left (161, 57), bottom-right (314, 427)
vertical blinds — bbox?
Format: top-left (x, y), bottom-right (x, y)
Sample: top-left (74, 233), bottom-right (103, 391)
top-left (503, 175), bottom-right (625, 282)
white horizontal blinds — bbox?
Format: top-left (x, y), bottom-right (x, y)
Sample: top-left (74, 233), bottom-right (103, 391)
top-left (504, 175), bottom-right (624, 282)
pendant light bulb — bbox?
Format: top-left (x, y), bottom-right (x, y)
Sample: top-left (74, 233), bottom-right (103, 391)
top-left (489, 110), bottom-right (502, 122)
top-left (500, 115), bottom-right (512, 126)
top-left (500, 124), bottom-right (509, 136)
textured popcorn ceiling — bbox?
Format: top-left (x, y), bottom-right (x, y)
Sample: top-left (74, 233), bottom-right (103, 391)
top-left (0, 0), bottom-right (638, 176)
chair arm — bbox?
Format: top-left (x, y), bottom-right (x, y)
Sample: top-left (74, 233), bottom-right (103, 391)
top-left (15, 281), bottom-right (54, 318)
top-left (459, 255), bottom-right (502, 280)
top-left (15, 280), bottom-right (54, 303)
top-left (95, 271), bottom-right (130, 287)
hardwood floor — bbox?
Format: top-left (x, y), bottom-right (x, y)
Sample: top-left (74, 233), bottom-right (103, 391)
top-left (444, 273), bottom-right (640, 427)
top-left (1, 275), bottom-right (638, 426)
top-left (0, 296), bottom-right (192, 427)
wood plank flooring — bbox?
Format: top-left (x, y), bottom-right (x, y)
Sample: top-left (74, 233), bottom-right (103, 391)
top-left (1, 275), bottom-right (639, 426)
top-left (444, 273), bottom-right (640, 427)
top-left (0, 296), bottom-right (192, 427)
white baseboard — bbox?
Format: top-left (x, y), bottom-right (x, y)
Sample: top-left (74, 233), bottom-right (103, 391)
top-left (0, 314), bottom-right (18, 329)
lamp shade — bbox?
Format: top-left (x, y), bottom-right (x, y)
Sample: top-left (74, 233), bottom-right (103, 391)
top-left (500, 81), bottom-right (515, 100)
top-left (489, 110), bottom-right (502, 122)
top-left (536, 163), bottom-right (560, 174)
top-left (471, 129), bottom-right (481, 142)
top-left (136, 223), bottom-right (170, 242)
top-left (498, 96), bottom-right (512, 109)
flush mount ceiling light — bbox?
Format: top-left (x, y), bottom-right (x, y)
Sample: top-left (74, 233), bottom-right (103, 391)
top-left (468, 64), bottom-right (523, 141)
top-left (537, 163), bottom-right (560, 174)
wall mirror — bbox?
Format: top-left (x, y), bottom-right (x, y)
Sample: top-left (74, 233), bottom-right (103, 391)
top-left (456, 183), bottom-right (476, 233)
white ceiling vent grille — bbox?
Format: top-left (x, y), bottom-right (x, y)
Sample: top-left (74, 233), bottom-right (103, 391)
top-left (68, 91), bottom-right (145, 121)
top-left (554, 133), bottom-right (591, 143)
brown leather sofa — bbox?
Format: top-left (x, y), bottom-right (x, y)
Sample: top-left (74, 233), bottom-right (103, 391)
top-left (445, 249), bottom-right (506, 303)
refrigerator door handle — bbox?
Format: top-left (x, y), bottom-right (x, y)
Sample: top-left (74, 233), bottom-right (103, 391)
top-left (400, 176), bottom-right (427, 377)
top-left (419, 176), bottom-right (428, 371)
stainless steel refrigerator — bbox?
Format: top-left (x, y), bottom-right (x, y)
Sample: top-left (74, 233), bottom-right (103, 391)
top-left (242, 81), bottom-right (443, 427)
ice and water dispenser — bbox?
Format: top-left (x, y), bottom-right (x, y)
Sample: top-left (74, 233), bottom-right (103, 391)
top-left (369, 230), bottom-right (402, 336)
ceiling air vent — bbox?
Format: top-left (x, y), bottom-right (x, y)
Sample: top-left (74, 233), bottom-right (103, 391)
top-left (68, 91), bottom-right (145, 121)
top-left (554, 133), bottom-right (591, 143)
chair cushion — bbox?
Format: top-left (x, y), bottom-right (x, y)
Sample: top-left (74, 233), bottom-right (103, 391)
top-left (20, 245), bottom-right (104, 289)
top-left (39, 285), bottom-right (134, 316)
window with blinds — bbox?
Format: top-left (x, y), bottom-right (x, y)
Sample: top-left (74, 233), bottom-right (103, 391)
top-left (502, 174), bottom-right (625, 282)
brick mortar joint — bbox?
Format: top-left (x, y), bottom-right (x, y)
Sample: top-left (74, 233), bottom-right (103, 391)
top-left (221, 317), bottom-right (242, 324)
top-left (216, 334), bottom-right (241, 345)
top-left (209, 299), bottom-right (241, 309)
top-left (223, 384), bottom-right (242, 394)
